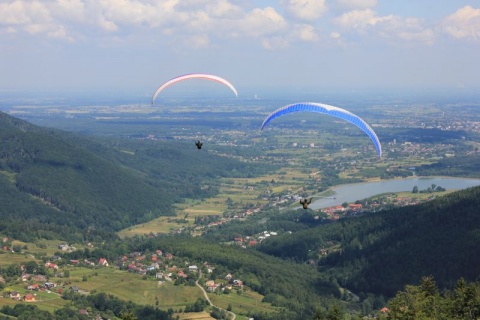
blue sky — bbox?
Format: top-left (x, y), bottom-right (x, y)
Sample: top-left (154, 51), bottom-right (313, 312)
top-left (1, 0), bottom-right (479, 95)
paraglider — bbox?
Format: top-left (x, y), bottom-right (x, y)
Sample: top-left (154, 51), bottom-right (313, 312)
top-left (261, 102), bottom-right (382, 158)
top-left (195, 141), bottom-right (203, 150)
top-left (152, 73), bottom-right (238, 106)
top-left (300, 198), bottom-right (313, 209)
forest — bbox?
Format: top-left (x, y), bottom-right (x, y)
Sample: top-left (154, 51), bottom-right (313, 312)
top-left (0, 112), bottom-right (271, 242)
top-left (257, 186), bottom-right (480, 298)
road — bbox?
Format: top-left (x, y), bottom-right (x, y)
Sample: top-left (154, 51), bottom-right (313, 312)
top-left (196, 271), bottom-right (236, 320)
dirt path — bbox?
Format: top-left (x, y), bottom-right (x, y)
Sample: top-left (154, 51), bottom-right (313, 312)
top-left (196, 271), bottom-right (236, 320)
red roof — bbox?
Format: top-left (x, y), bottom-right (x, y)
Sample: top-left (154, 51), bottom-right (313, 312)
top-left (24, 294), bottom-right (35, 301)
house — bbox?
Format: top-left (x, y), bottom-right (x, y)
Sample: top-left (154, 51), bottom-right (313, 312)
top-left (24, 294), bottom-right (35, 302)
top-left (205, 280), bottom-right (215, 287)
top-left (349, 203), bottom-right (363, 211)
top-left (32, 275), bottom-right (47, 282)
top-left (84, 259), bottom-right (95, 266)
top-left (206, 282), bottom-right (219, 292)
top-left (135, 255), bottom-right (146, 261)
top-left (45, 262), bottom-right (58, 269)
top-left (233, 279), bottom-right (243, 287)
top-left (188, 265), bottom-right (198, 272)
top-left (58, 244), bottom-right (69, 251)
top-left (9, 291), bottom-right (21, 300)
top-left (177, 270), bottom-right (188, 278)
top-left (27, 283), bottom-right (39, 290)
top-left (98, 258), bottom-right (109, 267)
top-left (79, 309), bottom-right (89, 316)
top-left (225, 273), bottom-right (233, 280)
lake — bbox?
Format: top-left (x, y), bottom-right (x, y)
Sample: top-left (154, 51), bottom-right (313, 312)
top-left (309, 176), bottom-right (480, 210)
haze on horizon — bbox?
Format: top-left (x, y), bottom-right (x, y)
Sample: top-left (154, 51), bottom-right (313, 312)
top-left (1, 0), bottom-right (480, 96)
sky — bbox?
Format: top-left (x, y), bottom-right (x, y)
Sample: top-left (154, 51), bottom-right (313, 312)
top-left (1, 0), bottom-right (480, 96)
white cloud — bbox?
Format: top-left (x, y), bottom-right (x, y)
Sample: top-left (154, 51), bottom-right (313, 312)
top-left (281, 0), bottom-right (327, 21)
top-left (0, 0), bottom-right (79, 41)
top-left (334, 9), bottom-right (435, 44)
top-left (239, 7), bottom-right (287, 38)
top-left (0, 1), bottom-right (51, 25)
top-left (334, 8), bottom-right (377, 32)
top-left (335, 0), bottom-right (377, 10)
top-left (442, 6), bottom-right (480, 41)
top-left (295, 24), bottom-right (319, 42)
top-left (204, 0), bottom-right (243, 18)
top-left (47, 25), bottom-right (75, 42)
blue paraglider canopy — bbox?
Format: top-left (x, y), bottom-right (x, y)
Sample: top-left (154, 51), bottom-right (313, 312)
top-left (261, 102), bottom-right (382, 158)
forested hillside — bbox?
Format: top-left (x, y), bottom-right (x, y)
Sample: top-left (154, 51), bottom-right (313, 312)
top-left (0, 112), bottom-right (270, 242)
top-left (257, 186), bottom-right (480, 298)
top-left (416, 153), bottom-right (480, 177)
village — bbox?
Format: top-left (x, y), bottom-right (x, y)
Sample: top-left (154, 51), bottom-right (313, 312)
top-left (0, 242), bottom-right (246, 305)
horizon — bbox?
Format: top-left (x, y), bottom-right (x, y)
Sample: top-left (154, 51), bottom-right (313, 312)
top-left (1, 1), bottom-right (480, 92)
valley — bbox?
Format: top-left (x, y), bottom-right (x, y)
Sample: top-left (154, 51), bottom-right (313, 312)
top-left (1, 92), bottom-right (480, 319)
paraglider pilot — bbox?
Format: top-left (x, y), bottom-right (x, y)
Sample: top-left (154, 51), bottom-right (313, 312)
top-left (300, 198), bottom-right (313, 209)
top-left (195, 141), bottom-right (203, 150)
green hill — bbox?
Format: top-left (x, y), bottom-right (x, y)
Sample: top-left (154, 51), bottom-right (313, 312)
top-left (256, 186), bottom-right (480, 297)
top-left (0, 112), bottom-right (270, 242)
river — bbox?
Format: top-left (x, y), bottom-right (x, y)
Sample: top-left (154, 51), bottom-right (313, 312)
top-left (309, 176), bottom-right (480, 210)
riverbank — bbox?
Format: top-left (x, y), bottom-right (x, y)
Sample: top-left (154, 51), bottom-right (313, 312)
top-left (310, 176), bottom-right (480, 210)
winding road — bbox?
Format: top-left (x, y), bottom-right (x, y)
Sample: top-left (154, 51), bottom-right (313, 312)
top-left (196, 271), bottom-right (236, 320)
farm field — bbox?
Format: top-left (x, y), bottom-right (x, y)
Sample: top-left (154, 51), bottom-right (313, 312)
top-left (118, 166), bottom-right (311, 238)
top-left (208, 289), bottom-right (280, 316)
top-left (0, 264), bottom-right (278, 318)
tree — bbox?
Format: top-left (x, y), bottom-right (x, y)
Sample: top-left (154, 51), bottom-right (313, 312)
top-left (120, 311), bottom-right (138, 320)
top-left (326, 304), bottom-right (343, 320)
top-left (412, 186), bottom-right (419, 193)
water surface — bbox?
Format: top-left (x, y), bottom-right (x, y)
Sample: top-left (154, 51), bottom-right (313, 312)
top-left (310, 176), bottom-right (480, 209)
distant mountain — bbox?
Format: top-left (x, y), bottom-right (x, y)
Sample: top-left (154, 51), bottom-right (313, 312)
top-left (0, 112), bottom-right (270, 242)
top-left (257, 186), bottom-right (480, 297)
